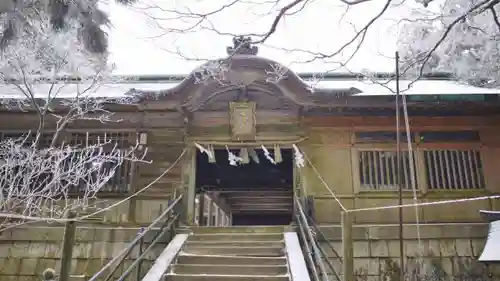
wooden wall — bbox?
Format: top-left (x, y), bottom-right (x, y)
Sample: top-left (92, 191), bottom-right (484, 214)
top-left (302, 115), bottom-right (500, 224)
top-left (2, 103), bottom-right (500, 226)
top-left (188, 109), bottom-right (302, 141)
top-left (0, 107), bottom-right (188, 224)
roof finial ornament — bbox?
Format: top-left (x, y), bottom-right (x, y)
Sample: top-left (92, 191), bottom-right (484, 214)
top-left (226, 36), bottom-right (258, 56)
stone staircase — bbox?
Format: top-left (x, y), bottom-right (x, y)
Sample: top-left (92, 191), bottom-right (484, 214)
top-left (163, 226), bottom-right (295, 281)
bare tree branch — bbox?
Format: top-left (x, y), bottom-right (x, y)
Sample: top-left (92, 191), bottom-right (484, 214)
top-left (0, 10), bottom-right (149, 229)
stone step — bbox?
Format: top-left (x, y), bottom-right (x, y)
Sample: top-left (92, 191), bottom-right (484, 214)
top-left (182, 246), bottom-right (284, 256)
top-left (187, 233), bottom-right (283, 242)
top-left (186, 240), bottom-right (285, 248)
top-left (186, 226), bottom-right (292, 234)
top-left (171, 264), bottom-right (288, 275)
top-left (164, 274), bottom-right (289, 281)
top-left (176, 254), bottom-right (287, 266)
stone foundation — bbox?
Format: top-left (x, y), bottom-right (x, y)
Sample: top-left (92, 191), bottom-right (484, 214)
top-left (0, 224), bottom-right (171, 281)
top-left (318, 223), bottom-right (498, 281)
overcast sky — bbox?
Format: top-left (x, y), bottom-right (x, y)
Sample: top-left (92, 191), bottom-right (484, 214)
top-left (101, 0), bottom-right (426, 75)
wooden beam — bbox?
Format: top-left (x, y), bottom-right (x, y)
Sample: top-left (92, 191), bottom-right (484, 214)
top-left (304, 115), bottom-right (500, 130)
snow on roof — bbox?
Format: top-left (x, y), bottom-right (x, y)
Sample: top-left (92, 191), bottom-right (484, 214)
top-left (0, 77), bottom-right (499, 99)
top-left (0, 82), bottom-right (178, 99)
top-left (331, 80), bottom-right (500, 96)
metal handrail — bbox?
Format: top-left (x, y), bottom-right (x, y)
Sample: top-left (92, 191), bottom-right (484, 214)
top-left (88, 195), bottom-right (183, 281)
top-left (303, 208), bottom-right (343, 263)
top-left (295, 196), bottom-right (342, 281)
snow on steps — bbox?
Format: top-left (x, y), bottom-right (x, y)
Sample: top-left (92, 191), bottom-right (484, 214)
top-left (163, 226), bottom-right (292, 281)
top-left (176, 254), bottom-right (287, 266)
top-left (164, 273), bottom-right (290, 281)
top-left (171, 264), bottom-right (289, 275)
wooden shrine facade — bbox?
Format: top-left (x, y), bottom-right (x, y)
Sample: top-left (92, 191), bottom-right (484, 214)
top-left (1, 43), bottom-right (500, 224)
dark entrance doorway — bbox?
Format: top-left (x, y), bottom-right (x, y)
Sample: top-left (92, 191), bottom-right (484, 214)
top-left (195, 147), bottom-right (294, 226)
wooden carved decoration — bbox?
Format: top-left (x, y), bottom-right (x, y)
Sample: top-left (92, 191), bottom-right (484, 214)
top-left (226, 36), bottom-right (258, 56)
top-left (229, 101), bottom-right (256, 141)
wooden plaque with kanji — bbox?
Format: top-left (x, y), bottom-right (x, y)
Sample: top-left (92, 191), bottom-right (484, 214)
top-left (229, 101), bottom-right (256, 141)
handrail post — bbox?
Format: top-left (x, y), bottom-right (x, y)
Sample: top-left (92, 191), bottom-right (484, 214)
top-left (42, 268), bottom-right (56, 281)
top-left (59, 211), bottom-right (77, 281)
top-left (136, 228), bottom-right (145, 281)
top-left (341, 211), bottom-right (354, 281)
top-left (89, 195), bottom-right (183, 281)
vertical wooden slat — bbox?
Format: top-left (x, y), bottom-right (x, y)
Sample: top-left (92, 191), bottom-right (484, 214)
top-left (120, 152), bottom-right (128, 192)
top-left (460, 150), bottom-right (469, 189)
top-left (378, 151), bottom-right (384, 188)
top-left (402, 153), bottom-right (409, 190)
top-left (425, 151), bottom-right (433, 190)
top-left (436, 150), bottom-right (445, 189)
top-left (390, 151), bottom-right (397, 188)
top-left (373, 151), bottom-right (379, 189)
top-left (433, 150), bottom-right (440, 190)
top-left (360, 152), bottom-right (366, 189)
top-left (467, 150), bottom-right (477, 189)
top-left (443, 150), bottom-right (452, 190)
top-left (416, 150), bottom-right (427, 192)
top-left (459, 150), bottom-right (466, 190)
top-left (476, 151), bottom-right (485, 188)
top-left (471, 150), bottom-right (480, 189)
top-left (367, 152), bottom-right (374, 189)
top-left (450, 150), bottom-right (459, 190)
top-left (384, 152), bottom-right (391, 188)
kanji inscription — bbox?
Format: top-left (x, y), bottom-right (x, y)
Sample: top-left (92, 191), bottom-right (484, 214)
top-left (229, 101), bottom-right (256, 141)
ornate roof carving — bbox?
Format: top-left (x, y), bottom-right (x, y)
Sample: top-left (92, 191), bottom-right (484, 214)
top-left (226, 36), bottom-right (258, 56)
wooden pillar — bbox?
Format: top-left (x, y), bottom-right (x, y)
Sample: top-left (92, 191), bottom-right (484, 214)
top-left (186, 149), bottom-right (196, 224)
top-left (59, 212), bottom-right (76, 281)
top-left (342, 211), bottom-right (354, 281)
top-left (206, 199), bottom-right (213, 226)
top-left (222, 211), bottom-right (227, 226)
top-left (197, 194), bottom-right (205, 226)
top-left (214, 205), bottom-right (220, 226)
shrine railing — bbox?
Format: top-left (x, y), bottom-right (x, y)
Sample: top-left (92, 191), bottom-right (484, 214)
top-left (87, 195), bottom-right (183, 281)
top-left (295, 195), bottom-right (342, 281)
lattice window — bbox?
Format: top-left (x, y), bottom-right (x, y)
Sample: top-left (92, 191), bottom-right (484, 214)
top-left (67, 132), bottom-right (135, 194)
top-left (0, 132), bottom-right (54, 147)
top-left (358, 150), bottom-right (417, 190)
top-left (424, 150), bottom-right (484, 190)
top-left (68, 132), bottom-right (133, 148)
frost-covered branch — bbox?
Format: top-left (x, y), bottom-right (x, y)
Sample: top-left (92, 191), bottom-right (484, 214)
top-left (0, 12), bottom-right (147, 229)
top-left (0, 134), bottom-right (147, 228)
top-left (0, 0), bottom-right (137, 53)
top-left (134, 0), bottom-right (500, 88)
top-left (398, 0), bottom-right (500, 86)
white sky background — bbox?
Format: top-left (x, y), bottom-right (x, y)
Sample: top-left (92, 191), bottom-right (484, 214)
top-left (100, 0), bottom-right (433, 75)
